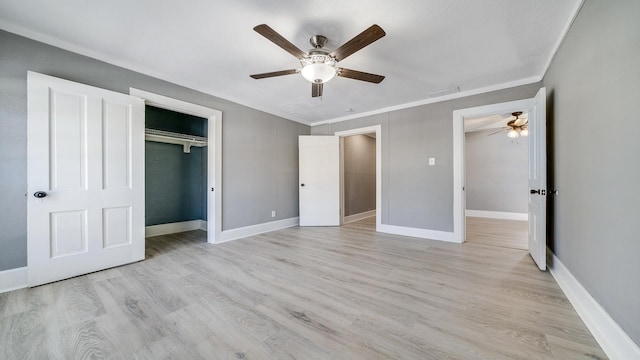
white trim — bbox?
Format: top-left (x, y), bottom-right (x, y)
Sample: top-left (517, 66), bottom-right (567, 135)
top-left (0, 267), bottom-right (28, 294)
top-left (344, 210), bottom-right (376, 224)
top-left (145, 220), bottom-right (203, 238)
top-left (130, 89), bottom-right (219, 118)
top-left (129, 88), bottom-right (223, 244)
top-left (548, 250), bottom-right (640, 360)
top-left (339, 137), bottom-right (345, 224)
top-left (378, 224), bottom-right (459, 243)
top-left (453, 98), bottom-right (534, 243)
top-left (466, 210), bottom-right (528, 221)
top-left (453, 107), bottom-right (465, 244)
top-left (311, 76), bottom-right (540, 127)
top-left (200, 220), bottom-right (207, 231)
top-left (218, 217), bottom-right (299, 244)
top-left (335, 125), bottom-right (382, 233)
top-left (540, 0), bottom-right (586, 80)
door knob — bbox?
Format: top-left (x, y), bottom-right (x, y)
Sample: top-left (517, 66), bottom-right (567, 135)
top-left (300, 183), bottom-right (305, 187)
top-left (34, 191), bottom-right (47, 198)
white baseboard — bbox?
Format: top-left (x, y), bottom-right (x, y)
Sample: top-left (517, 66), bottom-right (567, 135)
top-left (466, 210), bottom-right (528, 221)
top-left (344, 210), bottom-right (376, 224)
top-left (0, 267), bottom-right (28, 294)
top-left (218, 217), bottom-right (299, 244)
top-left (378, 224), bottom-right (460, 243)
top-left (145, 220), bottom-right (204, 238)
top-left (199, 220), bottom-right (207, 231)
top-left (548, 250), bottom-right (640, 360)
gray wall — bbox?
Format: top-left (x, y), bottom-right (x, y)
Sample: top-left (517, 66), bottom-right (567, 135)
top-left (344, 134), bottom-right (376, 216)
top-left (145, 144), bottom-right (205, 226)
top-left (465, 130), bottom-right (528, 213)
top-left (222, 110), bottom-right (307, 229)
top-left (312, 83), bottom-right (541, 231)
top-left (543, 0), bottom-right (640, 345)
top-left (0, 30), bottom-right (309, 272)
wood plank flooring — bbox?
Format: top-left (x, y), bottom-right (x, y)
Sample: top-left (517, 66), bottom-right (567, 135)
top-left (0, 217), bottom-right (606, 359)
top-left (466, 216), bottom-right (528, 250)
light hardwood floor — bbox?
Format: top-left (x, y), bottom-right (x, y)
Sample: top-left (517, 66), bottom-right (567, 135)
top-left (0, 217), bottom-right (606, 359)
top-left (466, 216), bottom-right (528, 250)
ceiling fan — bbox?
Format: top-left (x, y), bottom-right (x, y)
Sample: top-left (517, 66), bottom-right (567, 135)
top-left (250, 24), bottom-right (386, 98)
top-left (489, 111), bottom-right (529, 138)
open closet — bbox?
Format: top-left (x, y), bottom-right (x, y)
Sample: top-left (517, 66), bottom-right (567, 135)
top-left (145, 106), bottom-right (208, 235)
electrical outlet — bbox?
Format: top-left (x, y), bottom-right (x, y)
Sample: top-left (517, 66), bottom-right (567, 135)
top-left (271, 210), bottom-right (276, 218)
top-left (429, 157), bottom-right (436, 166)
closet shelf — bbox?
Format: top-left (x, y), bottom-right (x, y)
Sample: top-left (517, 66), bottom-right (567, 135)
top-left (145, 128), bottom-right (207, 153)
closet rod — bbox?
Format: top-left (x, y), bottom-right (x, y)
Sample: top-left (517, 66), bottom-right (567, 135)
top-left (145, 128), bottom-right (207, 153)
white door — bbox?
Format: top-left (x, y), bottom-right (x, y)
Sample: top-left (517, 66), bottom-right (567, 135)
top-left (528, 87), bottom-right (547, 270)
top-left (27, 72), bottom-right (145, 286)
top-left (299, 136), bottom-right (340, 226)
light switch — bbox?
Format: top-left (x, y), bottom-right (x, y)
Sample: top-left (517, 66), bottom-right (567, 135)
top-left (429, 157), bottom-right (436, 166)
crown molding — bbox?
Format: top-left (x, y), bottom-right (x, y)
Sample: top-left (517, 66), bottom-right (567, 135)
top-left (310, 76), bottom-right (541, 127)
top-left (539, 0), bottom-right (586, 80)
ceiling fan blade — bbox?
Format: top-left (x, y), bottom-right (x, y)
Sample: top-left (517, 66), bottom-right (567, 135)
top-left (337, 68), bottom-right (385, 83)
top-left (331, 24), bottom-right (386, 62)
top-left (254, 24), bottom-right (306, 59)
top-left (312, 82), bottom-right (323, 98)
top-left (250, 69), bottom-right (299, 79)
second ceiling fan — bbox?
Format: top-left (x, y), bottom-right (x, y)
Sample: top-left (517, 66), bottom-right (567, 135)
top-left (250, 24), bottom-right (386, 97)
top-left (489, 112), bottom-right (529, 138)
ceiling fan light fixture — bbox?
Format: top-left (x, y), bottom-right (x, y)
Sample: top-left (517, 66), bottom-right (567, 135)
top-left (520, 127), bottom-right (529, 137)
top-left (250, 24), bottom-right (386, 97)
top-left (507, 129), bottom-right (519, 138)
top-left (300, 54), bottom-right (337, 83)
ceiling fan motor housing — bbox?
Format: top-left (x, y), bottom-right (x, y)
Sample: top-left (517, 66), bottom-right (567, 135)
top-left (310, 35), bottom-right (328, 49)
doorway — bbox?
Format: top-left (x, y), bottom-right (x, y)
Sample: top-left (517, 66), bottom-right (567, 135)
top-left (144, 106), bottom-right (208, 240)
top-left (298, 126), bottom-right (382, 229)
top-left (452, 87), bottom-right (547, 270)
top-left (335, 125), bottom-right (381, 230)
top-left (464, 112), bottom-right (529, 250)
top-left (130, 89), bottom-right (223, 244)
top-left (340, 132), bottom-right (377, 225)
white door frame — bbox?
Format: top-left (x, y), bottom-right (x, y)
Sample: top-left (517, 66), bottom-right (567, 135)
top-left (334, 125), bottom-right (382, 231)
top-left (452, 98), bottom-right (534, 243)
top-left (129, 88), bottom-right (222, 244)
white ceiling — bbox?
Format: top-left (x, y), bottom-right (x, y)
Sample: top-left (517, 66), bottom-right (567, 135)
top-left (0, 0), bottom-right (581, 125)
